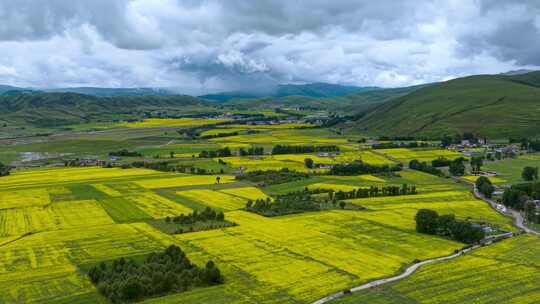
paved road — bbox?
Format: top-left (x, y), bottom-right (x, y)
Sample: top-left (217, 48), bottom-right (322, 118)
top-left (471, 184), bottom-right (540, 236)
top-left (310, 175), bottom-right (539, 304)
top-left (311, 243), bottom-right (489, 304)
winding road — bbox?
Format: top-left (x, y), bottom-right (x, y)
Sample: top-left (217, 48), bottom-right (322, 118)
top-left (310, 176), bottom-right (540, 304)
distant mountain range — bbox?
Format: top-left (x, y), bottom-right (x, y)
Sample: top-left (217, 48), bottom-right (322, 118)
top-left (199, 83), bottom-right (379, 102)
top-left (0, 82), bottom-right (378, 100)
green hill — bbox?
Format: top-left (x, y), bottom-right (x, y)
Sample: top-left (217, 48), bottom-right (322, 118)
top-left (354, 72), bottom-right (540, 139)
top-left (226, 85), bottom-right (423, 114)
top-left (0, 93), bottom-right (210, 128)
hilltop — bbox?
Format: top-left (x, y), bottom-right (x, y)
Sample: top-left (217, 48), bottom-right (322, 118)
top-left (354, 71), bottom-right (540, 139)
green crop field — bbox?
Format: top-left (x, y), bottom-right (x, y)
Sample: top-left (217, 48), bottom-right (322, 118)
top-left (333, 234), bottom-right (540, 304)
top-left (482, 153), bottom-right (540, 184)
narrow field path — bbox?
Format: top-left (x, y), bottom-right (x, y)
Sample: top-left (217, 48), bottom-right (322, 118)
top-left (311, 172), bottom-right (537, 304)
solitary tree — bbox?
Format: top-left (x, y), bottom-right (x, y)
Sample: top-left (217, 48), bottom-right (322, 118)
top-left (522, 166), bottom-right (539, 181)
top-left (304, 158), bottom-right (314, 169)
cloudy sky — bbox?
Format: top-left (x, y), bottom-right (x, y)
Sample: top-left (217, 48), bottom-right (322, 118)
top-left (0, 0), bottom-right (539, 94)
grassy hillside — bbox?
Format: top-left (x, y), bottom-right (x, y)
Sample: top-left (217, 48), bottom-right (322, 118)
top-left (355, 72), bottom-right (540, 139)
top-left (226, 85), bottom-right (423, 114)
top-left (0, 93), bottom-right (212, 128)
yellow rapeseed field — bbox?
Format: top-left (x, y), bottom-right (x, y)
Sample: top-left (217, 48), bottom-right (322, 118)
top-left (135, 175), bottom-right (234, 189)
top-left (125, 192), bottom-right (192, 218)
top-left (219, 187), bottom-right (271, 201)
top-left (176, 190), bottom-right (247, 211)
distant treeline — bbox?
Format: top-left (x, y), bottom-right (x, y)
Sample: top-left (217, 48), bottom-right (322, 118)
top-left (198, 147), bottom-right (232, 158)
top-left (109, 149), bottom-right (142, 157)
top-left (415, 209), bottom-right (485, 244)
top-left (271, 145), bottom-right (339, 155)
top-left (329, 161), bottom-right (402, 176)
top-left (199, 131), bottom-right (239, 139)
top-left (236, 168), bottom-right (309, 185)
top-left (518, 138), bottom-right (540, 152)
top-left (128, 161), bottom-right (223, 175)
top-left (372, 142), bottom-right (430, 149)
top-left (88, 245), bottom-right (223, 303)
top-left (239, 147), bottom-right (264, 156)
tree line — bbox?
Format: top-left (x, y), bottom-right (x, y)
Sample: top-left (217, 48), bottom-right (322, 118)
top-left (415, 209), bottom-right (485, 244)
top-left (166, 207), bottom-right (225, 225)
top-left (198, 147), bottom-right (232, 158)
top-left (108, 149), bottom-right (142, 157)
top-left (88, 245), bottom-right (223, 303)
top-left (329, 160), bottom-right (402, 176)
top-left (246, 191), bottom-right (321, 217)
top-left (235, 168), bottom-right (309, 186)
top-left (329, 184), bottom-right (417, 201)
top-left (271, 144), bottom-right (339, 155)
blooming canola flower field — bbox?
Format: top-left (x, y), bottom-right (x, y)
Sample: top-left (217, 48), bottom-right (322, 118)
top-left (0, 164), bottom-right (525, 303)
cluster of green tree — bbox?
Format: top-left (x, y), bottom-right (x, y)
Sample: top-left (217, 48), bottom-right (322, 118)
top-left (503, 182), bottom-right (540, 210)
top-left (441, 132), bottom-right (481, 147)
top-left (199, 131), bottom-right (239, 139)
top-left (129, 161), bottom-right (224, 175)
top-left (372, 141), bottom-right (430, 149)
top-left (475, 176), bottom-right (495, 198)
top-left (166, 207), bottom-right (225, 225)
top-left (329, 161), bottom-right (402, 176)
top-left (88, 245), bottom-right (223, 303)
top-left (470, 156), bottom-right (484, 172)
top-left (163, 207), bottom-right (230, 234)
top-left (235, 168), bottom-right (309, 185)
top-left (238, 147), bottom-right (264, 156)
top-left (245, 191), bottom-right (320, 216)
top-left (415, 209), bottom-right (485, 244)
top-left (108, 149), bottom-right (142, 157)
top-left (449, 158), bottom-right (466, 176)
top-left (198, 147), bottom-right (232, 158)
top-left (409, 159), bottom-right (443, 176)
top-left (518, 138), bottom-right (540, 152)
top-left (430, 157), bottom-right (451, 167)
top-left (522, 166), bottom-right (539, 181)
top-left (271, 144), bottom-right (339, 155)
top-left (329, 184), bottom-right (417, 201)
top-left (0, 162), bottom-right (10, 177)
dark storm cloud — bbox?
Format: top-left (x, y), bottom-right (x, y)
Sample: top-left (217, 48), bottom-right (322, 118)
top-left (0, 0), bottom-right (538, 92)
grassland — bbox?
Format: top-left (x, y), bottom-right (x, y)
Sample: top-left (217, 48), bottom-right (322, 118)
top-left (333, 234), bottom-right (540, 304)
top-left (482, 153), bottom-right (540, 184)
